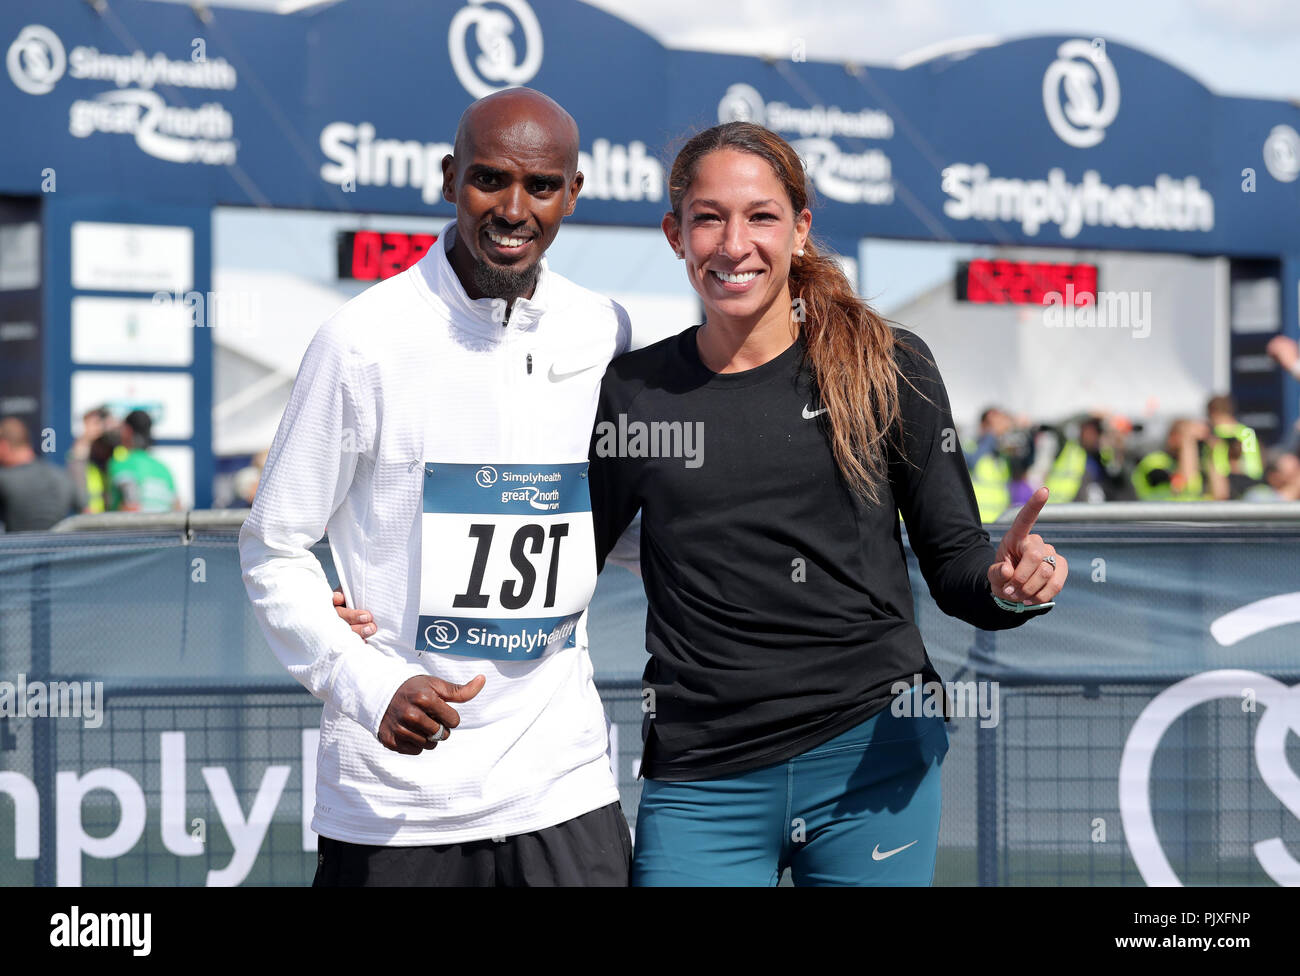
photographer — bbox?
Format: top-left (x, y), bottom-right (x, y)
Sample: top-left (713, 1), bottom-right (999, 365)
top-left (1132, 418), bottom-right (1225, 501)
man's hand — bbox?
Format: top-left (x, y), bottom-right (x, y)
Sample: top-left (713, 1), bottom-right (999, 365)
top-left (988, 486), bottom-right (1068, 606)
top-left (378, 674), bottom-right (487, 755)
top-left (333, 587), bottom-right (375, 639)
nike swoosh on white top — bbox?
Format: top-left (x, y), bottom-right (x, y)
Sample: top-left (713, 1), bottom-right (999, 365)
top-left (548, 363), bottom-right (599, 382)
top-left (871, 840), bottom-right (918, 861)
top-left (802, 405), bottom-right (829, 419)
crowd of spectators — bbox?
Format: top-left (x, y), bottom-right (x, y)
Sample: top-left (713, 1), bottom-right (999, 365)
top-left (0, 408), bottom-right (179, 533)
top-left (6, 336), bottom-right (1300, 532)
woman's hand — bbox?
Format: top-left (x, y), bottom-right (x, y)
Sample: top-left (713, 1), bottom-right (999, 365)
top-left (333, 587), bottom-right (376, 639)
top-left (988, 486), bottom-right (1068, 606)
top-left (1266, 334), bottom-right (1299, 373)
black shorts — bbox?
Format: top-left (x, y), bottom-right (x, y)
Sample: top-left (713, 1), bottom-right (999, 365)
top-left (312, 801), bottom-right (632, 887)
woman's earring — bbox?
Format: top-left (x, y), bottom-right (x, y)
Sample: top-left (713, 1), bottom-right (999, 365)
top-left (676, 251), bottom-right (684, 259)
top-left (795, 248), bottom-right (805, 257)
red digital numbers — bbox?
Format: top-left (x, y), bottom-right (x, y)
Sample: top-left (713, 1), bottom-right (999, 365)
top-left (961, 259), bottom-right (1097, 305)
top-left (344, 231), bottom-right (437, 280)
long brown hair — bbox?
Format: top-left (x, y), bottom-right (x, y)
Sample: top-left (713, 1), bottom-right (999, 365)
top-left (667, 121), bottom-right (922, 504)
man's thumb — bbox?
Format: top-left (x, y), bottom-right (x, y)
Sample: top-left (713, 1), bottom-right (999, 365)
top-left (436, 674), bottom-right (486, 703)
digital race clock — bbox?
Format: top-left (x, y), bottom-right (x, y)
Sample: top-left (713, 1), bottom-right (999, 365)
top-left (955, 259), bottom-right (1098, 305)
top-left (337, 230), bottom-right (438, 281)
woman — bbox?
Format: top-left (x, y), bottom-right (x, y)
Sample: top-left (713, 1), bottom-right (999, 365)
top-left (585, 122), bottom-right (1066, 885)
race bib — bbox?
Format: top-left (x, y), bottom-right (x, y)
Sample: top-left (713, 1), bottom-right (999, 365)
top-left (415, 462), bottom-right (596, 661)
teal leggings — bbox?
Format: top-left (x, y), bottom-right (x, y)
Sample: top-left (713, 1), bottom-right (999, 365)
top-left (632, 690), bottom-right (949, 886)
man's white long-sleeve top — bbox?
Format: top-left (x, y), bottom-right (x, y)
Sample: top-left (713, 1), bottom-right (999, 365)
top-left (239, 224), bottom-right (631, 845)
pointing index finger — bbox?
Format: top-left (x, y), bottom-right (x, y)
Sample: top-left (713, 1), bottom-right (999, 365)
top-left (1005, 486), bottom-right (1049, 547)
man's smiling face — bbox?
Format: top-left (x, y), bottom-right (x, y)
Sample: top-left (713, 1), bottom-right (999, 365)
top-left (442, 90), bottom-right (583, 302)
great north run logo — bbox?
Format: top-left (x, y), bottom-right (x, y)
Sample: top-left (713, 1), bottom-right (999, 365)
top-left (717, 82), bottom-right (895, 205)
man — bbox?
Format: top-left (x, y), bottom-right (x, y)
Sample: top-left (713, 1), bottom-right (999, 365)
top-left (0, 416), bottom-right (76, 531)
top-left (1045, 414), bottom-right (1131, 503)
top-left (1266, 335), bottom-right (1300, 456)
top-left (1132, 418), bottom-right (1215, 500)
top-left (963, 407), bottom-right (1012, 522)
top-left (108, 410), bottom-right (180, 512)
top-left (1204, 394), bottom-right (1262, 482)
top-left (1252, 450), bottom-right (1300, 500)
top-left (65, 406), bottom-right (112, 513)
top-left (239, 88), bottom-right (634, 886)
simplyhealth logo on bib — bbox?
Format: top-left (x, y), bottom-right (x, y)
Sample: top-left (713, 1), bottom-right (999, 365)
top-left (415, 462), bottom-right (595, 662)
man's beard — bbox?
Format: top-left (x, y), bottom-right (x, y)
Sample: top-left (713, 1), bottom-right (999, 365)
top-left (472, 256), bottom-right (541, 301)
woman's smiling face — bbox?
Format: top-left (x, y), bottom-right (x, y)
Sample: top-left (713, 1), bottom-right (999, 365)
top-left (666, 148), bottom-right (810, 324)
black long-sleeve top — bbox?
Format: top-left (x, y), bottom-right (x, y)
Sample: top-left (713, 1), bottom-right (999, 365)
top-left (589, 325), bottom-right (1051, 781)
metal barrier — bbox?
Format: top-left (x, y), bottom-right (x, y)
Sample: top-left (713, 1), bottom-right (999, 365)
top-left (995, 500), bottom-right (1300, 522)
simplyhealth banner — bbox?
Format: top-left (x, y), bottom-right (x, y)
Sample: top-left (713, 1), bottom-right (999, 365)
top-left (0, 520), bottom-right (1297, 884)
top-left (2, 1), bottom-right (1298, 253)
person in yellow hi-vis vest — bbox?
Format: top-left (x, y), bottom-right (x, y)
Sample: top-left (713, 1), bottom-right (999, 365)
top-left (1204, 394), bottom-right (1262, 482)
top-left (1133, 419), bottom-right (1224, 500)
top-left (964, 407), bottom-right (1012, 523)
top-left (65, 406), bottom-right (112, 513)
top-left (86, 439), bottom-right (128, 513)
top-left (1045, 415), bottom-right (1133, 504)
top-left (1044, 433), bottom-right (1086, 503)
top-left (85, 458), bottom-right (106, 513)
